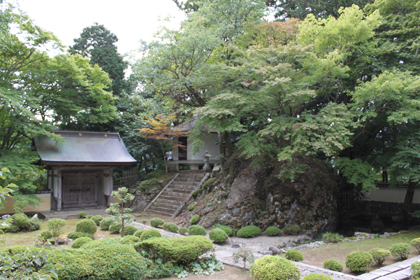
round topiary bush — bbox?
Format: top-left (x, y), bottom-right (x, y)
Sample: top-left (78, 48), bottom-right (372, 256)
top-left (150, 218), bottom-right (165, 228)
top-left (250, 256), bottom-right (300, 280)
top-left (266, 226), bottom-right (281, 236)
top-left (188, 225), bottom-right (206, 236)
top-left (29, 217), bottom-right (41, 231)
top-left (163, 222), bottom-right (178, 233)
top-left (237, 225), bottom-right (261, 238)
top-left (90, 215), bottom-right (103, 226)
top-left (78, 212), bottom-right (86, 219)
top-left (141, 219), bottom-right (148, 225)
top-left (122, 235), bottom-right (140, 244)
top-left (39, 230), bottom-right (53, 240)
top-left (369, 248), bottom-right (391, 265)
top-left (283, 224), bottom-right (301, 235)
top-left (87, 215), bottom-right (93, 219)
top-left (67, 231), bottom-right (94, 240)
top-left (411, 238), bottom-right (420, 253)
top-left (109, 222), bottom-right (122, 234)
top-left (76, 219), bottom-right (97, 235)
top-left (71, 237), bottom-right (93, 249)
top-left (190, 214), bottom-right (200, 225)
top-left (285, 249), bottom-right (304, 261)
top-left (390, 243), bottom-right (411, 260)
top-left (323, 259), bottom-right (343, 272)
top-left (209, 228), bottom-right (229, 243)
top-left (179, 227), bottom-right (188, 235)
top-left (214, 225), bottom-right (234, 237)
top-left (345, 250), bottom-right (374, 272)
top-left (100, 217), bottom-right (114, 230)
top-left (123, 224), bottom-right (138, 236)
top-left (188, 203), bottom-right (195, 211)
top-left (302, 273), bottom-right (333, 280)
top-left (412, 261), bottom-right (420, 280)
top-left (140, 229), bottom-right (162, 241)
top-left (134, 229), bottom-right (147, 238)
top-left (11, 213), bottom-right (30, 230)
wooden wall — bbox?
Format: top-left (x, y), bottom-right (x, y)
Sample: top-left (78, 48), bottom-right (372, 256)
top-left (0, 194), bottom-right (51, 215)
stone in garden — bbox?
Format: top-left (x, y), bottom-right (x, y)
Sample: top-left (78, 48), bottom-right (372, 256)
top-left (2, 214), bottom-right (11, 220)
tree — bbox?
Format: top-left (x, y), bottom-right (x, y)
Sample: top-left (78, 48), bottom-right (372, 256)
top-left (106, 187), bottom-right (134, 237)
top-left (47, 218), bottom-right (66, 246)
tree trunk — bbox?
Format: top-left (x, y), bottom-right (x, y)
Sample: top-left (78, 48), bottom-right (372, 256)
top-left (404, 179), bottom-right (416, 213)
top-left (121, 217), bottom-right (125, 237)
top-left (143, 154), bottom-right (149, 173)
top-left (151, 153), bottom-right (156, 170)
top-left (223, 131), bottom-right (233, 157)
top-left (161, 143), bottom-right (168, 174)
top-left (218, 132), bottom-right (224, 166)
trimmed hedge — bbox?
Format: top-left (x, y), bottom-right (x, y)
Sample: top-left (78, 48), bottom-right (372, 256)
top-left (369, 248), bottom-right (391, 265)
top-left (67, 231), bottom-right (94, 240)
top-left (11, 213), bottom-right (30, 231)
top-left (323, 259), bottom-right (343, 272)
top-left (266, 226), bottom-right (281, 236)
top-left (134, 229), bottom-right (147, 238)
top-left (412, 261), bottom-right (420, 280)
top-left (285, 249), bottom-right (304, 261)
top-left (412, 238), bottom-right (420, 253)
top-left (163, 222), bottom-right (178, 233)
top-left (345, 251), bottom-right (374, 272)
top-left (209, 228), bottom-right (229, 243)
top-left (76, 219), bottom-right (97, 235)
top-left (214, 225), bottom-right (234, 237)
top-left (283, 224), bottom-right (301, 235)
top-left (303, 273), bottom-right (333, 280)
top-left (122, 235), bottom-right (140, 244)
top-left (150, 218), bottom-right (165, 228)
top-left (179, 227), bottom-right (188, 235)
top-left (123, 225), bottom-right (138, 236)
top-left (140, 229), bottom-right (162, 241)
top-left (237, 225), bottom-right (261, 238)
top-left (99, 217), bottom-right (114, 230)
top-left (39, 230), bottom-right (53, 240)
top-left (109, 222), bottom-right (122, 234)
top-left (190, 214), bottom-right (200, 225)
top-left (250, 256), bottom-right (300, 280)
top-left (90, 215), bottom-right (103, 226)
top-left (71, 237), bottom-right (93, 248)
top-left (390, 243), bottom-right (411, 260)
top-left (188, 225), bottom-right (206, 236)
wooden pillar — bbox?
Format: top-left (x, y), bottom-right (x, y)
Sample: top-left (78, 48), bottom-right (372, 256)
top-left (57, 170), bottom-right (62, 210)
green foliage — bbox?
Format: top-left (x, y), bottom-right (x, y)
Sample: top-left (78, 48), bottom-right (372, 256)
top-left (106, 187), bottom-right (135, 237)
top-left (302, 273), bottom-right (334, 280)
top-left (134, 229), bottom-right (147, 238)
top-left (140, 228), bottom-right (162, 241)
top-left (141, 219), bottom-right (148, 224)
top-left (67, 231), bottom-right (93, 240)
top-left (322, 232), bottom-right (343, 243)
top-left (123, 224), bottom-right (138, 236)
top-left (0, 167), bottom-right (18, 206)
top-left (137, 178), bottom-right (161, 192)
top-left (412, 238), bottom-right (420, 253)
top-left (412, 261), bottom-right (420, 280)
top-left (78, 212), bottom-right (86, 219)
top-left (285, 249), bottom-right (304, 261)
top-left (29, 217), bottom-right (41, 231)
top-left (250, 256), bottom-right (301, 280)
top-left (90, 215), bottom-right (103, 226)
top-left (11, 213), bottom-right (30, 231)
top-left (345, 250), bottom-right (374, 272)
top-left (109, 222), bottom-right (122, 234)
top-left (190, 214), bottom-right (200, 225)
top-left (99, 217), bottom-right (114, 230)
top-left (368, 248), bottom-right (391, 265)
top-left (283, 224), bottom-right (301, 235)
top-left (150, 217), bottom-right (165, 228)
top-left (209, 228), bottom-right (229, 243)
top-left (192, 189), bottom-right (202, 198)
top-left (237, 225), bottom-right (261, 238)
top-left (47, 218), bottom-right (66, 240)
top-left (87, 215), bottom-right (93, 219)
top-left (266, 226), bottom-right (281, 236)
top-left (233, 247), bottom-right (255, 269)
top-left (188, 225), bottom-right (206, 236)
top-left (75, 219), bottom-right (97, 235)
top-left (121, 235), bottom-right (140, 244)
top-left (136, 236), bottom-right (214, 264)
top-left (39, 230), bottom-right (53, 241)
top-left (179, 227), bottom-right (188, 235)
top-left (202, 177), bottom-right (216, 189)
top-left (71, 237), bottom-right (93, 248)
top-left (188, 202), bottom-right (195, 211)
top-left (163, 222), bottom-right (178, 233)
top-left (213, 224), bottom-right (234, 237)
top-left (323, 259), bottom-right (343, 272)
top-left (389, 243), bottom-right (411, 260)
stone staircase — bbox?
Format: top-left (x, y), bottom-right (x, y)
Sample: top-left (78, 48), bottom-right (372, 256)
top-left (145, 172), bottom-right (208, 217)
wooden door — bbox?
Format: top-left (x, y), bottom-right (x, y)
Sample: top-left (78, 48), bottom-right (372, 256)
top-left (178, 137), bottom-right (187, 160)
top-left (62, 171), bottom-right (97, 208)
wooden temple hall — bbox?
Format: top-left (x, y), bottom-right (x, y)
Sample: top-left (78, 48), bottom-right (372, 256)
top-left (34, 131), bottom-right (136, 211)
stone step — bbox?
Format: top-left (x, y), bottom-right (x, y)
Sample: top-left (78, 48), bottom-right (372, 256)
top-left (152, 201), bottom-right (180, 209)
top-left (148, 208), bottom-right (173, 216)
top-left (149, 204), bottom-right (179, 213)
top-left (165, 187), bottom-right (195, 193)
top-left (158, 195), bottom-right (187, 202)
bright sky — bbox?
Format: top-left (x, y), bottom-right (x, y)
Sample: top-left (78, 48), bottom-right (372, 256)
top-left (16, 0), bottom-right (187, 56)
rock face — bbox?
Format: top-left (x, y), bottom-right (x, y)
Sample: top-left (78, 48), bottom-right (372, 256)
top-left (181, 156), bottom-right (339, 236)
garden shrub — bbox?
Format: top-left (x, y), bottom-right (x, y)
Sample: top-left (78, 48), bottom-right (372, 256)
top-left (412, 261), bottom-right (420, 280)
top-left (412, 238), bottom-right (420, 253)
top-left (100, 217), bottom-right (114, 230)
top-left (323, 259), bottom-right (343, 272)
top-left (188, 202), bottom-right (195, 211)
top-left (213, 224), bottom-right (234, 237)
top-left (90, 215), bottom-right (103, 226)
top-left (237, 225), bottom-right (261, 238)
top-left (390, 243), bottom-right (411, 260)
top-left (285, 249), bottom-right (304, 261)
top-left (266, 226), bottom-right (281, 236)
top-left (322, 232), bottom-right (343, 243)
top-left (134, 229), bottom-right (147, 238)
top-left (250, 256), bottom-right (300, 280)
top-left (123, 224), bottom-right (138, 236)
top-left (87, 215), bottom-right (93, 219)
top-left (81, 238), bottom-right (122, 249)
top-left (109, 222), bottom-right (122, 234)
top-left (29, 217), bottom-right (40, 231)
top-left (122, 235), bottom-right (140, 244)
top-left (78, 212), bottom-right (86, 218)
top-left (6, 224), bottom-right (18, 233)
top-left (202, 177), bottom-right (216, 189)
top-left (369, 248), bottom-right (391, 265)
top-left (163, 222), bottom-right (178, 233)
top-left (150, 217), bottom-right (165, 228)
top-left (76, 219), bottom-right (97, 234)
top-left (345, 250), bottom-right (374, 272)
top-left (137, 178), bottom-right (161, 192)
top-left (209, 228), bottom-right (229, 243)
top-left (188, 225), bottom-right (206, 236)
top-left (140, 228), bottom-right (162, 241)
top-left (135, 236), bottom-right (214, 264)
top-left (0, 245), bottom-right (47, 255)
top-left (48, 218), bottom-right (67, 240)
top-left (179, 227), bottom-right (188, 235)
top-left (71, 237), bottom-right (93, 248)
top-left (302, 273), bottom-right (333, 280)
top-left (283, 224), bottom-right (301, 235)
top-left (141, 219), bottom-right (148, 225)
top-left (11, 213), bottom-right (30, 230)
top-left (190, 214), bottom-right (200, 224)
top-left (67, 231), bottom-right (94, 240)
top-left (39, 230), bottom-right (53, 241)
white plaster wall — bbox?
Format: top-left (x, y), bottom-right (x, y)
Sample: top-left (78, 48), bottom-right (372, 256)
top-left (187, 133), bottom-right (220, 160)
top-left (364, 188), bottom-right (420, 204)
top-left (103, 168), bottom-right (113, 196)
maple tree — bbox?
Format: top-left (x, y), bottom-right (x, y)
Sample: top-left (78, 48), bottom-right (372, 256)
top-left (137, 114), bottom-right (187, 173)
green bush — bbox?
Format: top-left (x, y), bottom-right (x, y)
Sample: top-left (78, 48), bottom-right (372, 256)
top-left (237, 225), bottom-right (261, 238)
top-left (322, 232), bottom-right (343, 243)
top-left (323, 259), bottom-right (343, 272)
top-left (369, 248), bottom-right (391, 265)
top-left (137, 178), bottom-right (161, 192)
top-left (141, 219), bottom-right (148, 225)
top-left (345, 250), bottom-right (374, 272)
top-left (140, 229), bottom-right (162, 241)
top-left (190, 214), bottom-right (200, 224)
top-left (163, 222), bottom-right (178, 233)
top-left (11, 213), bottom-right (30, 230)
top-left (100, 217), bottom-right (114, 230)
top-left (390, 243), bottom-right (411, 260)
top-left (266, 226), bottom-right (281, 236)
top-left (29, 217), bottom-right (40, 231)
top-left (122, 235), bottom-right (140, 244)
top-left (283, 224), bottom-right (301, 235)
top-left (135, 236), bottom-right (214, 264)
top-left (285, 249), bottom-right (304, 261)
top-left (67, 231), bottom-right (94, 240)
top-left (134, 229), bottom-right (147, 238)
top-left (78, 212), bottom-right (86, 218)
top-left (123, 224), bottom-right (138, 236)
top-left (191, 189), bottom-right (201, 198)
top-left (412, 261), bottom-right (420, 280)
top-left (202, 177), bottom-right (216, 189)
top-left (150, 218), bottom-right (165, 228)
top-left (76, 219), bottom-right (97, 235)
top-left (6, 224), bottom-right (19, 233)
top-left (48, 218), bottom-right (67, 238)
top-left (90, 215), bottom-right (103, 226)
top-left (213, 224), bottom-right (234, 237)
top-left (179, 227), bottom-right (188, 235)
top-left (71, 237), bottom-right (93, 248)
top-left (39, 230), bottom-right (53, 240)
top-left (412, 238), bottom-right (420, 253)
top-left (188, 225), bottom-right (206, 236)
top-left (87, 215), bottom-right (93, 219)
top-left (303, 273), bottom-right (333, 280)
top-left (188, 202), bottom-right (195, 211)
top-left (109, 222), bottom-right (122, 234)
top-left (250, 256), bottom-right (300, 280)
top-left (209, 228), bottom-right (229, 243)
